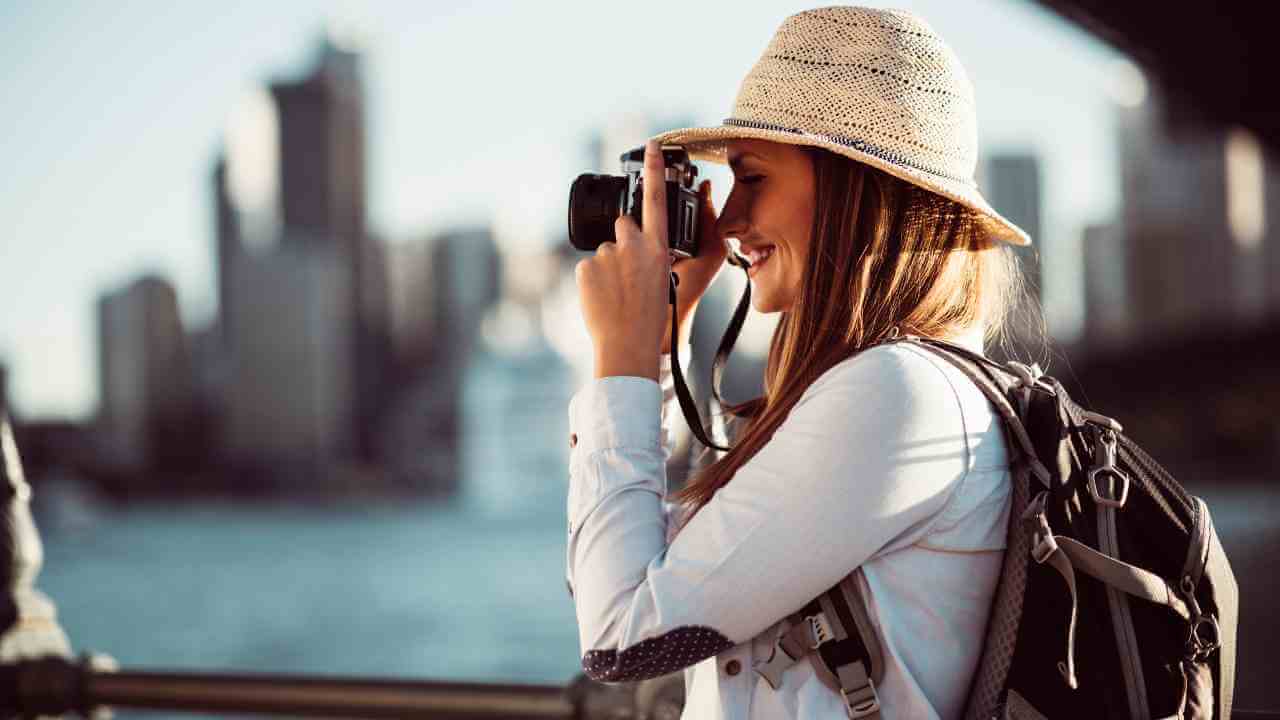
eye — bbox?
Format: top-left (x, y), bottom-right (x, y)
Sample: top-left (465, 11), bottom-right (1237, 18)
top-left (737, 174), bottom-right (765, 186)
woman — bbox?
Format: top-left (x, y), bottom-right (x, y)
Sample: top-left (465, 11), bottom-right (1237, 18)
top-left (567, 7), bottom-right (1032, 719)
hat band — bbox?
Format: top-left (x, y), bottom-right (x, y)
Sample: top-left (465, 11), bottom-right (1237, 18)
top-left (722, 118), bottom-right (974, 187)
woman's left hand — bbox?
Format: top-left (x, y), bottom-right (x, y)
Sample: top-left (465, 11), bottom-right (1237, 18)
top-left (575, 140), bottom-right (672, 381)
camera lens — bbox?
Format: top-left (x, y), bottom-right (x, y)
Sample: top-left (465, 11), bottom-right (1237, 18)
top-left (568, 174), bottom-right (629, 251)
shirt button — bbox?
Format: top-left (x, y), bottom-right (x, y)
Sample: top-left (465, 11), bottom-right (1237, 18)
top-left (724, 659), bottom-right (741, 676)
top-left (569, 433), bottom-right (578, 448)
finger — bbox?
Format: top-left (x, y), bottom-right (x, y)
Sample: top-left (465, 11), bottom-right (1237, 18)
top-left (641, 139), bottom-right (668, 251)
top-left (613, 215), bottom-right (639, 248)
top-left (696, 180), bottom-right (728, 261)
top-left (574, 257), bottom-right (592, 286)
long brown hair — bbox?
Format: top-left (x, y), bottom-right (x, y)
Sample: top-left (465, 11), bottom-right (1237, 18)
top-left (673, 147), bottom-right (1030, 517)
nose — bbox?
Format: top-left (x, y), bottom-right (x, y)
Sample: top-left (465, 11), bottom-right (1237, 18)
top-left (716, 187), bottom-right (749, 241)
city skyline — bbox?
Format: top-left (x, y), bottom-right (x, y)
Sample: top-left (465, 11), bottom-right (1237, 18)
top-left (3, 1), bottom-right (1134, 419)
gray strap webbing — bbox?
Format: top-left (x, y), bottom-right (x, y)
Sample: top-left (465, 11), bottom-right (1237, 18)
top-left (837, 574), bottom-right (885, 684)
top-left (1042, 539), bottom-right (1080, 689)
top-left (817, 592), bottom-right (851, 641)
top-left (835, 660), bottom-right (881, 720)
top-left (899, 339), bottom-right (1052, 488)
top-left (1055, 536), bottom-right (1191, 621)
top-left (1024, 492), bottom-right (1079, 689)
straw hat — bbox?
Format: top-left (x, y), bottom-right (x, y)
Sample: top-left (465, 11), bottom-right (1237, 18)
top-left (653, 6), bottom-right (1030, 246)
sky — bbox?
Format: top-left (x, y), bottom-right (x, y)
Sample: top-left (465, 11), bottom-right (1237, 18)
top-left (0, 0), bottom-right (1139, 420)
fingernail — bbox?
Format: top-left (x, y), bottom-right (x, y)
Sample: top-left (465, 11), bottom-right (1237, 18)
top-left (647, 139), bottom-right (659, 156)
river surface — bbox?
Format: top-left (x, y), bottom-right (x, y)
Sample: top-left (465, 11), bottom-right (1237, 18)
top-left (33, 347), bottom-right (1280, 714)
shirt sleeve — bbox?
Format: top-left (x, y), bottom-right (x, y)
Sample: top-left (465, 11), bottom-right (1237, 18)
top-left (564, 344), bottom-right (974, 683)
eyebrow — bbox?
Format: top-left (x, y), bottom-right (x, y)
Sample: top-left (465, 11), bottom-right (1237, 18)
top-left (728, 152), bottom-right (766, 171)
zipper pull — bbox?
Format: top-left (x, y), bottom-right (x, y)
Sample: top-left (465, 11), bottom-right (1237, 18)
top-left (1087, 427), bottom-right (1130, 508)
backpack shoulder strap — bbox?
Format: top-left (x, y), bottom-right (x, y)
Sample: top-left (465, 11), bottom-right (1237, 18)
top-left (894, 337), bottom-right (1052, 489)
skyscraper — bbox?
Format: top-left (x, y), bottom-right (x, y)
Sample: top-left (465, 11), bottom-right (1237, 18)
top-left (269, 36), bottom-right (386, 458)
top-left (97, 275), bottom-right (195, 475)
top-left (983, 153), bottom-right (1044, 301)
top-left (270, 38), bottom-right (365, 248)
top-left (225, 245), bottom-right (354, 478)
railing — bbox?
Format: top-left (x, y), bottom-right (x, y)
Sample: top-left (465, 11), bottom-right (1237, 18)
top-left (1, 655), bottom-right (684, 720)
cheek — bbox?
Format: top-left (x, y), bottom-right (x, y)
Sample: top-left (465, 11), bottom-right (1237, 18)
top-left (781, 201), bottom-right (814, 272)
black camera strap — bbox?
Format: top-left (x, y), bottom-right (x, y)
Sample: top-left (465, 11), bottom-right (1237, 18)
top-left (668, 257), bottom-right (752, 452)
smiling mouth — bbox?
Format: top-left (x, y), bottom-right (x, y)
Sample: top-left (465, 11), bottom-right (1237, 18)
top-left (743, 245), bottom-right (775, 276)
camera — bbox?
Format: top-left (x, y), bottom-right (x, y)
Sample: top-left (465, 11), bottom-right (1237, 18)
top-left (568, 146), bottom-right (701, 257)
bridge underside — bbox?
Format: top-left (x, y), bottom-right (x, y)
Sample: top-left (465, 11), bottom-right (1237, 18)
top-left (1036, 0), bottom-right (1279, 150)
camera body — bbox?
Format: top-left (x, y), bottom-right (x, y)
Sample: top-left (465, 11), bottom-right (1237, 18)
top-left (568, 146), bottom-right (700, 257)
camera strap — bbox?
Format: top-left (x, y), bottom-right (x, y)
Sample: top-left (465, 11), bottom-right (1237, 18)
top-left (667, 258), bottom-right (752, 452)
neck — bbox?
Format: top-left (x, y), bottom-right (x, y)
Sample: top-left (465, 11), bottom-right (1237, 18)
top-left (944, 324), bottom-right (986, 355)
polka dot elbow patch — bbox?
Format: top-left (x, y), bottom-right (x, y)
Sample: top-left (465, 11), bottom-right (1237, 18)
top-left (581, 626), bottom-right (734, 682)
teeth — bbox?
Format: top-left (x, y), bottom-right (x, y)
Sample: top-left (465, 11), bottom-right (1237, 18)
top-left (746, 246), bottom-right (775, 266)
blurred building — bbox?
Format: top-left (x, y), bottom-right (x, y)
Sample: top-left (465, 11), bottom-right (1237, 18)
top-left (213, 156), bottom-right (241, 350)
top-left (385, 238), bottom-right (436, 371)
top-left (1115, 82), bottom-right (1271, 346)
top-left (982, 153), bottom-right (1045, 301)
top-left (225, 245), bottom-right (354, 478)
top-left (96, 275), bottom-right (195, 476)
top-left (1081, 222), bottom-right (1128, 349)
top-left (431, 228), bottom-right (501, 364)
top-left (373, 227), bottom-right (500, 496)
top-left (269, 35), bottom-right (388, 460)
top-left (210, 35), bottom-right (389, 481)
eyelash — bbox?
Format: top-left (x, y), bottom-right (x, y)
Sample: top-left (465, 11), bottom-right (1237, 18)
top-left (737, 175), bottom-right (765, 186)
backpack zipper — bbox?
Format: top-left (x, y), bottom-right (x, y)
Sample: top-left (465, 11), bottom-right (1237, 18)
top-left (1092, 426), bottom-right (1150, 720)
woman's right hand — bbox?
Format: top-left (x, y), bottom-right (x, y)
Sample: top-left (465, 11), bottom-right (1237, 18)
top-left (663, 179), bottom-right (729, 353)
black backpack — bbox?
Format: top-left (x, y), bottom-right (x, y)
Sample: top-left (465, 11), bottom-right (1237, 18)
top-left (750, 336), bottom-right (1239, 720)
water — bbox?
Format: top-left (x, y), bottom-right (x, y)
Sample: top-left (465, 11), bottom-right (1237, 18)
top-left (38, 346), bottom-right (584, 685)
top-left (31, 347), bottom-right (1280, 712)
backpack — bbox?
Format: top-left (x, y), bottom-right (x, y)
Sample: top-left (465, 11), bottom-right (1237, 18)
top-left (750, 336), bottom-right (1239, 720)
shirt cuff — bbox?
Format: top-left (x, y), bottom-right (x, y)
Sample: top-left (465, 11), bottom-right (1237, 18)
top-left (568, 376), bottom-right (664, 456)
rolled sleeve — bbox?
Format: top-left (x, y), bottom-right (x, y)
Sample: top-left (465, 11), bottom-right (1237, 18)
top-left (568, 376), bottom-right (663, 458)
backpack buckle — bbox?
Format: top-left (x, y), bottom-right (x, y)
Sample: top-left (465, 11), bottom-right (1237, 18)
top-left (1186, 613), bottom-right (1221, 661)
top-left (840, 680), bottom-right (881, 719)
top-left (807, 613), bottom-right (834, 648)
top-left (754, 638), bottom-right (801, 690)
top-left (1031, 529), bottom-right (1059, 564)
top-left (1088, 428), bottom-right (1130, 509)
top-left (1022, 491), bottom-right (1059, 564)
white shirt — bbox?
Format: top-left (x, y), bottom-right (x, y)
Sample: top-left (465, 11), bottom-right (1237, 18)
top-left (565, 332), bottom-right (1011, 719)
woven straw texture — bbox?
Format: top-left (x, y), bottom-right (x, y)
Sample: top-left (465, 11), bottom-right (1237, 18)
top-left (653, 6), bottom-right (1030, 246)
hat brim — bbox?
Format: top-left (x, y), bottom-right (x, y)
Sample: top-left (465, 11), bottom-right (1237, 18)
top-left (652, 124), bottom-right (1031, 247)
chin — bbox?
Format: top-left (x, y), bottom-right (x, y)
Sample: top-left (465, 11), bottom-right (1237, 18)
top-left (751, 290), bottom-right (788, 314)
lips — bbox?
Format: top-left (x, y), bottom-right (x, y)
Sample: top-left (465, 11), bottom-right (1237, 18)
top-left (742, 245), bottom-right (776, 276)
